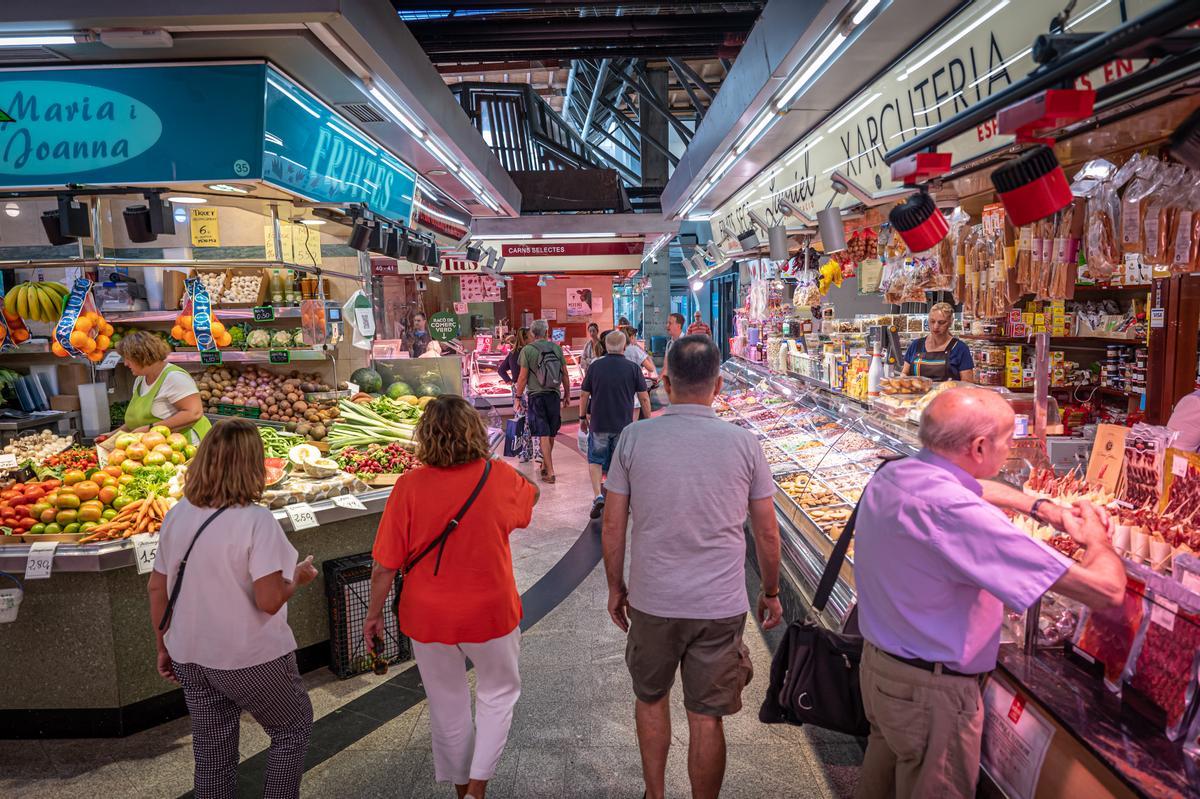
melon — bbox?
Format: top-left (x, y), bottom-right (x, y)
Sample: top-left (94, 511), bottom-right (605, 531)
top-left (350, 367), bottom-right (383, 394)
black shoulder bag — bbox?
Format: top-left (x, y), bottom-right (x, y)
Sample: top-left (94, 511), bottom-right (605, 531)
top-left (158, 507), bottom-right (229, 631)
top-left (759, 457), bottom-right (903, 737)
top-left (395, 460), bottom-right (492, 606)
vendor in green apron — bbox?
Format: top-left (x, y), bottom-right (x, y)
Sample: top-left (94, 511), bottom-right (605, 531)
top-left (901, 301), bottom-right (976, 383)
top-left (107, 331), bottom-right (210, 444)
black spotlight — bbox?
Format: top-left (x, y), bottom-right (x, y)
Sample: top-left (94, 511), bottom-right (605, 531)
top-left (407, 240), bottom-right (428, 265)
top-left (348, 218), bottom-right (373, 252)
top-left (122, 195), bottom-right (176, 243)
top-left (370, 224), bottom-right (394, 256)
top-left (43, 196), bottom-right (90, 245)
top-left (466, 244), bottom-right (482, 262)
top-left (394, 232), bottom-right (412, 260)
top-left (424, 242), bottom-right (439, 268)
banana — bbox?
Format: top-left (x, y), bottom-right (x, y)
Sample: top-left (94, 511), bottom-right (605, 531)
top-left (36, 286), bottom-right (56, 323)
top-left (15, 285), bottom-right (28, 320)
top-left (44, 282), bottom-right (68, 298)
top-left (3, 288), bottom-right (17, 317)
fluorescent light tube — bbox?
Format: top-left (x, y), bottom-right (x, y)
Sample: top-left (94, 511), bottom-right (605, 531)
top-left (896, 1), bottom-right (1009, 80)
top-left (268, 78), bottom-right (319, 119)
top-left (424, 138), bottom-right (459, 172)
top-left (0, 35), bottom-right (77, 47)
top-left (368, 85), bottom-right (425, 139)
top-left (775, 34), bottom-right (845, 110)
top-left (735, 111), bottom-right (776, 154)
top-left (827, 92), bottom-right (882, 134)
top-left (852, 0), bottom-right (883, 25)
top-left (784, 136), bottom-right (824, 166)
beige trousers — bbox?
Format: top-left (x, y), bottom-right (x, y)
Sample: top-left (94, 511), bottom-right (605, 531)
top-left (855, 642), bottom-right (986, 799)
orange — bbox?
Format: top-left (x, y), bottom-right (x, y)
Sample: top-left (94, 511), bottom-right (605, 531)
top-left (68, 330), bottom-right (94, 352)
top-left (170, 325), bottom-right (185, 340)
top-left (94, 334), bottom-right (110, 351)
top-left (51, 341), bottom-right (68, 357)
top-left (74, 316), bottom-right (92, 332)
top-left (87, 349), bottom-right (105, 363)
top-left (179, 315), bottom-right (193, 329)
top-left (216, 331), bottom-right (232, 347)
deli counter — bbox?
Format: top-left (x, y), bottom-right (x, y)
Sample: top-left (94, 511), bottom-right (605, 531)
top-left (719, 358), bottom-right (1200, 798)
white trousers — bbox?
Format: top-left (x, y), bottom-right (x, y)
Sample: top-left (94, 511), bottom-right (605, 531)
top-left (411, 626), bottom-right (522, 784)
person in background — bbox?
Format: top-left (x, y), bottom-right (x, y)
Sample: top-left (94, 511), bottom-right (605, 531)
top-left (617, 316), bottom-right (632, 328)
top-left (621, 326), bottom-right (658, 421)
top-left (579, 329), bottom-right (650, 520)
top-left (498, 328), bottom-right (532, 386)
top-left (687, 311), bottom-right (712, 337)
top-left (420, 340), bottom-right (444, 359)
top-left (901, 301), bottom-right (975, 383)
top-left (515, 320), bottom-right (569, 484)
top-left (664, 313), bottom-right (686, 368)
top-left (853, 388), bottom-right (1125, 799)
top-left (106, 331), bottom-right (210, 443)
top-left (580, 322), bottom-right (602, 374)
top-left (409, 312), bottom-right (432, 358)
top-left (364, 396), bottom-right (539, 799)
top-left (602, 335), bottom-right (783, 799)
top-left (148, 418), bottom-right (318, 799)
top-left (1167, 388), bottom-right (1200, 451)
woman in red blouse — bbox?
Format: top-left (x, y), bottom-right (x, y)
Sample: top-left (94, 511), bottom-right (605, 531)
top-left (364, 395), bottom-right (538, 799)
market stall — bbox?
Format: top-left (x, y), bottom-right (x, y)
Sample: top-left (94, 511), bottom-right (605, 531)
top-left (0, 60), bottom-right (501, 737)
top-left (696, 0), bottom-right (1200, 794)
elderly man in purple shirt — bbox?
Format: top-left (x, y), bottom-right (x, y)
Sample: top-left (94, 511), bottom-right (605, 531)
top-left (854, 387), bottom-right (1126, 799)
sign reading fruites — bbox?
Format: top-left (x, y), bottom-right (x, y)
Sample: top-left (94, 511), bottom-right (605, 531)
top-left (428, 311), bottom-right (460, 342)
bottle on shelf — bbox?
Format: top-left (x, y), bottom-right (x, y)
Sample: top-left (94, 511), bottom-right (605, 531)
top-left (868, 348), bottom-right (883, 399)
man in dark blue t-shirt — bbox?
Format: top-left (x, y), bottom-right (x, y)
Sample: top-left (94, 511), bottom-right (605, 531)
top-left (580, 329), bottom-right (650, 519)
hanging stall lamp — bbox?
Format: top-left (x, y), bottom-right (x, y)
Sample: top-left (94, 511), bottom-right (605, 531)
top-left (888, 191), bottom-right (948, 253)
top-left (990, 145), bottom-right (1072, 227)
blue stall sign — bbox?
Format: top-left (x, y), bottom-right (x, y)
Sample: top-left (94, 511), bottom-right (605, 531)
top-left (262, 67), bottom-right (415, 224)
top-left (0, 63), bottom-right (265, 187)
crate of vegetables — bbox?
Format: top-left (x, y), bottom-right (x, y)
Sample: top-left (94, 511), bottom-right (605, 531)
top-left (335, 443), bottom-right (420, 486)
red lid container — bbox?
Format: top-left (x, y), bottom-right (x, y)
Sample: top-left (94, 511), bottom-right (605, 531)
top-left (991, 145), bottom-right (1073, 227)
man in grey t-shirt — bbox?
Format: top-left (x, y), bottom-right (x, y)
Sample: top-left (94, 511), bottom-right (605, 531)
top-left (602, 335), bottom-right (783, 799)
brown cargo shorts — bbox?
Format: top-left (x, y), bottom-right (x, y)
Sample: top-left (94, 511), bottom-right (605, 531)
top-left (625, 607), bottom-right (753, 717)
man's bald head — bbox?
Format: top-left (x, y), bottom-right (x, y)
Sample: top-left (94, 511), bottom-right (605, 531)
top-left (919, 388), bottom-right (1015, 459)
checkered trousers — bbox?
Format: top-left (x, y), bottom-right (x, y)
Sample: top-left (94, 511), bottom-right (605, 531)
top-left (173, 653), bottom-right (313, 799)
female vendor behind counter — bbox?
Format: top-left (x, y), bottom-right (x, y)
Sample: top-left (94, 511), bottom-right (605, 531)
top-left (100, 331), bottom-right (211, 444)
top-left (901, 301), bottom-right (975, 383)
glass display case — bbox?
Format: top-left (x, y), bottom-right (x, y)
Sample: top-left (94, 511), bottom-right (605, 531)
top-left (464, 347), bottom-right (585, 409)
top-left (372, 355), bottom-right (464, 398)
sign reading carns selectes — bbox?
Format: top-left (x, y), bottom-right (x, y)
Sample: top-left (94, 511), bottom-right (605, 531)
top-left (0, 82), bottom-right (162, 175)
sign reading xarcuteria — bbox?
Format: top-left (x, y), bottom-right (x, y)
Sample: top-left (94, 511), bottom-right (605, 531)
top-left (0, 63), bottom-right (417, 224)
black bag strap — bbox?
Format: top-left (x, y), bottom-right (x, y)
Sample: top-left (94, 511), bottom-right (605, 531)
top-left (811, 455), bottom-right (906, 613)
top-left (158, 507), bottom-right (229, 631)
top-left (405, 459), bottom-right (491, 578)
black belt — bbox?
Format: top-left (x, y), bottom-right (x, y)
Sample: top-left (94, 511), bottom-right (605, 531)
top-left (880, 649), bottom-right (982, 679)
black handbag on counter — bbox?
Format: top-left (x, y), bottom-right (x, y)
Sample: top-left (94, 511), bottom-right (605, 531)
top-left (758, 498), bottom-right (869, 736)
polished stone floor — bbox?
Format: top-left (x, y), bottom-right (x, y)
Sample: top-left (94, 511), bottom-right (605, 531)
top-left (2, 425), bottom-right (862, 798)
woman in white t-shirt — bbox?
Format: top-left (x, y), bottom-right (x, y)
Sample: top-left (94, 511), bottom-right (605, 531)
top-left (621, 325), bottom-right (657, 419)
top-left (148, 419), bottom-right (318, 799)
top-left (108, 331), bottom-right (210, 444)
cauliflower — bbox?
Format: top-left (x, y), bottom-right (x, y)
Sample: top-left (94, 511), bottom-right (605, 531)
top-left (246, 329), bottom-right (272, 349)
top-left (271, 330), bottom-right (294, 349)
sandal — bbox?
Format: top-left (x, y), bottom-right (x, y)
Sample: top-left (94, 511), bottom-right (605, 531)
top-left (540, 474), bottom-right (556, 484)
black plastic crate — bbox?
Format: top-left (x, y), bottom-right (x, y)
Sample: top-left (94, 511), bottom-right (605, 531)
top-left (323, 552), bottom-right (410, 679)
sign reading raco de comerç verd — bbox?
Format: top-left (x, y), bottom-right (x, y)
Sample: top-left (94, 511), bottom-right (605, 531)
top-left (710, 0), bottom-right (1165, 241)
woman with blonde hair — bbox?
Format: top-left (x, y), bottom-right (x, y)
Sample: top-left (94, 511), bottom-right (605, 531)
top-left (901, 300), bottom-right (976, 382)
top-left (148, 418), bottom-right (318, 799)
top-left (107, 330), bottom-right (210, 442)
top-left (364, 395), bottom-right (538, 799)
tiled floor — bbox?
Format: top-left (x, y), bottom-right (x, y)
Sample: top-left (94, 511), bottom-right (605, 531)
top-left (2, 426), bottom-right (862, 798)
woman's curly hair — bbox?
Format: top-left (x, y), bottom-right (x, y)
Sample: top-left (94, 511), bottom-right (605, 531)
top-left (414, 395), bottom-right (490, 467)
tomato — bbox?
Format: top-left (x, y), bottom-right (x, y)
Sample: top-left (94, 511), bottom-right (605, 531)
top-left (97, 486), bottom-right (118, 506)
top-left (79, 521), bottom-right (97, 534)
top-left (112, 495), bottom-right (133, 511)
top-left (121, 460), bottom-right (142, 475)
top-left (108, 450), bottom-right (127, 466)
top-left (41, 478), bottom-right (62, 490)
top-left (17, 517), bottom-right (36, 530)
top-left (11, 504), bottom-right (28, 518)
top-left (55, 510), bottom-right (78, 525)
top-left (28, 523), bottom-right (45, 535)
top-left (77, 505), bottom-right (103, 523)
top-left (0, 490), bottom-right (20, 501)
top-left (62, 470), bottom-right (86, 486)
top-left (63, 523), bottom-right (80, 535)
top-left (39, 507), bottom-right (57, 524)
top-left (22, 486), bottom-right (44, 501)
top-left (73, 481), bottom-right (100, 502)
top-left (42, 523), bottom-right (62, 535)
top-left (125, 444), bottom-right (148, 462)
top-left (101, 508), bottom-right (118, 521)
top-left (10, 483), bottom-right (24, 492)
top-left (117, 474), bottom-right (135, 487)
top-left (103, 465), bottom-right (123, 479)
top-left (55, 493), bottom-right (80, 510)
top-left (144, 452), bottom-right (166, 467)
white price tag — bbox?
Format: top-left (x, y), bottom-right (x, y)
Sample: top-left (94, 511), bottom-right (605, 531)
top-left (24, 541), bottom-right (58, 580)
top-left (332, 493), bottom-right (367, 511)
top-left (285, 502), bottom-right (319, 531)
top-left (1173, 456), bottom-right (1188, 477)
top-left (97, 350), bottom-right (123, 370)
top-left (0, 453), bottom-right (18, 470)
top-left (1183, 571), bottom-right (1200, 593)
top-left (1150, 598), bottom-right (1178, 631)
top-left (131, 533), bottom-right (159, 576)
top-left (354, 307), bottom-right (376, 337)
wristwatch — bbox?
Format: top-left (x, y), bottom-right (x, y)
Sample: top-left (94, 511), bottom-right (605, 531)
top-left (1030, 498), bottom-right (1050, 524)
top-left (762, 587), bottom-right (780, 599)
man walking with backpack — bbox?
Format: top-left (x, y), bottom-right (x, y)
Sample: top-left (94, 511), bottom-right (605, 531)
top-left (515, 320), bottom-right (569, 484)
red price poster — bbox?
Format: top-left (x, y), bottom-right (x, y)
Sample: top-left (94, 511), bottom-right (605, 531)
top-left (460, 275), bottom-right (502, 303)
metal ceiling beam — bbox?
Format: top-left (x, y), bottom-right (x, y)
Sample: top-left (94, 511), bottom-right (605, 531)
top-left (407, 13), bottom-right (759, 39)
top-left (580, 57), bottom-right (610, 139)
top-left (628, 63), bottom-right (693, 143)
top-left (424, 46), bottom-right (722, 62)
top-left (666, 57), bottom-right (715, 101)
top-left (668, 58), bottom-right (706, 121)
top-left (593, 94), bottom-right (678, 167)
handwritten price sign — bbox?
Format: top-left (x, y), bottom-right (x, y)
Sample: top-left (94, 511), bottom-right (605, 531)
top-left (25, 541), bottom-right (58, 580)
top-left (285, 503), bottom-right (319, 531)
top-left (332, 494), bottom-right (367, 511)
top-left (131, 533), bottom-right (159, 576)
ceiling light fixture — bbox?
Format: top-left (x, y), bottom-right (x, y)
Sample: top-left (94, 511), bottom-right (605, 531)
top-left (826, 92), bottom-right (883, 134)
top-left (167, 196), bottom-right (206, 204)
top-left (4, 202), bottom-right (19, 218)
top-left (692, 279), bottom-right (705, 291)
top-left (852, 0), bottom-right (884, 25)
top-left (0, 35), bottom-right (78, 47)
top-left (298, 218), bottom-right (326, 226)
top-left (775, 34), bottom-right (846, 110)
top-left (554, 232), bottom-right (618, 238)
top-left (367, 84), bottom-right (426, 139)
top-left (414, 201), bottom-right (468, 226)
top-left (206, 183), bottom-right (253, 194)
top-left (423, 138), bottom-right (459, 173)
top-left (735, 110), bottom-right (777, 154)
top-left (428, 265), bottom-right (443, 283)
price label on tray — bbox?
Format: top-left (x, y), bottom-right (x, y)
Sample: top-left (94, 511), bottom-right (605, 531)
top-left (285, 502), bottom-right (319, 531)
top-left (332, 494), bottom-right (367, 511)
top-left (0, 453), bottom-right (18, 470)
top-left (1150, 597), bottom-right (1178, 631)
top-left (131, 533), bottom-right (159, 576)
top-left (25, 541), bottom-right (57, 580)
top-left (269, 349), bottom-right (291, 365)
top-left (200, 350), bottom-right (222, 366)
top-left (253, 305), bottom-right (275, 322)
